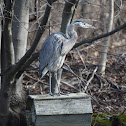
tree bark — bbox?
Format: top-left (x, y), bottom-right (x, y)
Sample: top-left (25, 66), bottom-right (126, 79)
top-left (13, 0), bottom-right (29, 62)
top-left (0, 0), bottom-right (15, 126)
top-left (7, 0), bottom-right (29, 125)
top-left (98, 0), bottom-right (115, 74)
top-left (12, 0), bottom-right (29, 103)
top-left (60, 0), bottom-right (76, 35)
top-left (0, 3), bottom-right (3, 88)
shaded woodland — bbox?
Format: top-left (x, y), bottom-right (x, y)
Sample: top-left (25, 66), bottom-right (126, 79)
top-left (0, 0), bottom-right (126, 126)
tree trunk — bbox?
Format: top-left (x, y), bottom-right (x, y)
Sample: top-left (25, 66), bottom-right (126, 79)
top-left (8, 0), bottom-right (29, 125)
top-left (98, 0), bottom-right (114, 74)
top-left (13, 0), bottom-right (29, 62)
top-left (12, 0), bottom-right (29, 101)
top-left (0, 3), bottom-right (2, 88)
top-left (0, 1), bottom-right (15, 126)
top-left (60, 0), bottom-right (77, 34)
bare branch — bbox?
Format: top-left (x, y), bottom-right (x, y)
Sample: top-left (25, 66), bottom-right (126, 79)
top-left (15, 52), bottom-right (39, 79)
top-left (73, 23), bottom-right (126, 49)
top-left (84, 67), bottom-right (97, 91)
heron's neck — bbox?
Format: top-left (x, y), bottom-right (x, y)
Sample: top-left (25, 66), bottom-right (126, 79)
top-left (67, 24), bottom-right (78, 40)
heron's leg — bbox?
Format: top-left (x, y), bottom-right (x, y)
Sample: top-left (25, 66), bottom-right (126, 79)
top-left (51, 72), bottom-right (59, 95)
top-left (49, 72), bottom-right (52, 95)
top-left (57, 68), bottom-right (63, 94)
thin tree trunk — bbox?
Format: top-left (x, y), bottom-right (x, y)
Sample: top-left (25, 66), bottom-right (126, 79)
top-left (0, 0), bottom-right (15, 126)
top-left (98, 0), bottom-right (115, 74)
top-left (13, 0), bottom-right (29, 62)
top-left (0, 3), bottom-right (3, 88)
top-left (12, 0), bottom-right (29, 102)
top-left (60, 0), bottom-right (76, 34)
top-left (7, 0), bottom-right (29, 125)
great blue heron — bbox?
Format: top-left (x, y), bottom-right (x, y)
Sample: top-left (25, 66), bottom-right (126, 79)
top-left (39, 19), bottom-right (95, 95)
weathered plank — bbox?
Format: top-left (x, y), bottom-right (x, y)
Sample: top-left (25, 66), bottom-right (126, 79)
top-left (26, 93), bottom-right (92, 126)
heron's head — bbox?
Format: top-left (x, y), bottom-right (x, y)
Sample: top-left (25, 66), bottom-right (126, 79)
top-left (72, 19), bottom-right (95, 29)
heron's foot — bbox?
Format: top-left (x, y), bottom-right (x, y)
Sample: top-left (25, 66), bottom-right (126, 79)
top-left (53, 92), bottom-right (70, 96)
top-left (49, 92), bottom-right (60, 96)
top-left (52, 93), bottom-right (61, 96)
top-left (49, 92), bottom-right (69, 96)
top-left (56, 92), bottom-right (61, 96)
top-left (49, 92), bottom-right (61, 96)
top-left (59, 92), bottom-right (70, 96)
top-left (49, 92), bottom-right (54, 96)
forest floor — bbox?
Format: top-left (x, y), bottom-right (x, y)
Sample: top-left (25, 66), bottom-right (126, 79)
top-left (23, 53), bottom-right (126, 125)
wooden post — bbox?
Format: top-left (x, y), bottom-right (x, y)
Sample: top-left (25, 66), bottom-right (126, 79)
top-left (26, 93), bottom-right (92, 126)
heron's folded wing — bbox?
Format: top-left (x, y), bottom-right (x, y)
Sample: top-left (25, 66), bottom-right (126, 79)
top-left (39, 32), bottom-right (67, 77)
top-left (39, 35), bottom-right (54, 75)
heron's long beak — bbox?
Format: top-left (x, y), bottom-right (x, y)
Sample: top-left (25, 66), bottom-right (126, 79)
top-left (85, 23), bottom-right (96, 29)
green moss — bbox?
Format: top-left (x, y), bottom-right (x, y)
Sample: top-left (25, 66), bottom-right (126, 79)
top-left (92, 113), bottom-right (111, 126)
top-left (119, 113), bottom-right (126, 125)
top-left (92, 113), bottom-right (126, 126)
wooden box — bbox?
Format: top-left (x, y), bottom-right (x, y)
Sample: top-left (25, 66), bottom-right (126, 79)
top-left (26, 93), bottom-right (92, 126)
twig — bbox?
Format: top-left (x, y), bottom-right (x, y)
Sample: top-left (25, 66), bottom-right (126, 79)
top-left (84, 67), bottom-right (98, 91)
top-left (61, 80), bottom-right (79, 92)
top-left (75, 49), bottom-right (87, 69)
top-left (24, 73), bottom-right (45, 85)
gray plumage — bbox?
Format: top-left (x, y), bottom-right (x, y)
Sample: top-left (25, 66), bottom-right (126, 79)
top-left (39, 19), bottom-right (95, 95)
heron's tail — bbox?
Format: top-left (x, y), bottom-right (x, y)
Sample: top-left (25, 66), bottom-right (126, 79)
top-left (39, 67), bottom-right (48, 79)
